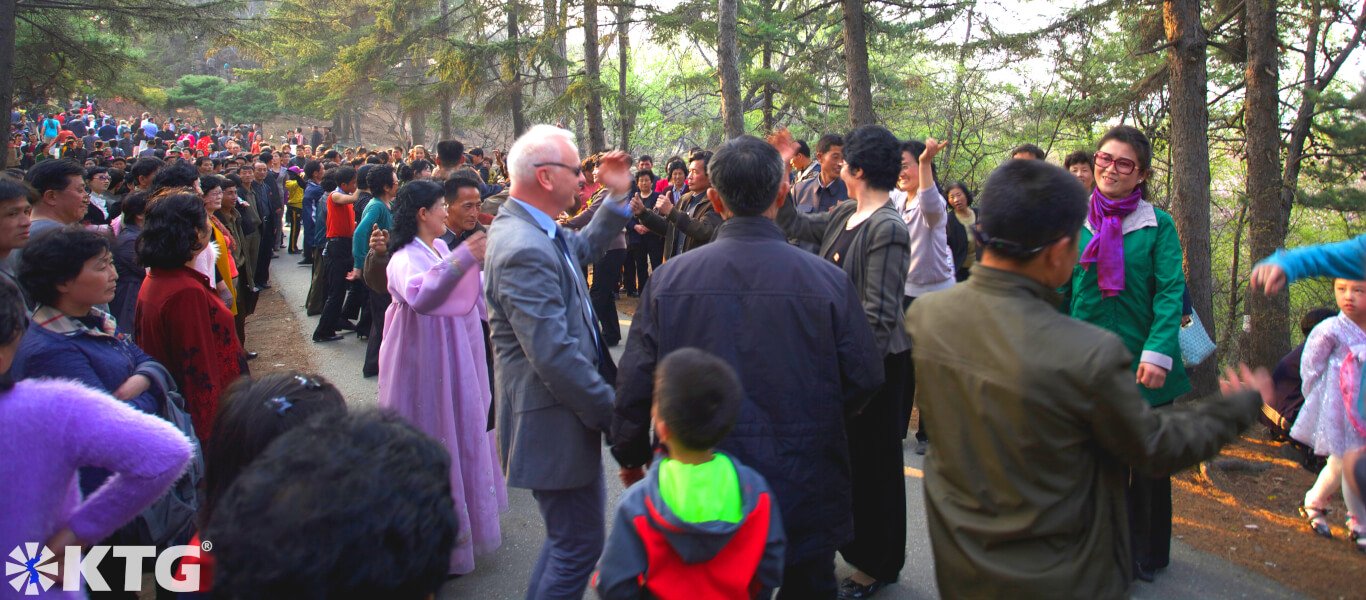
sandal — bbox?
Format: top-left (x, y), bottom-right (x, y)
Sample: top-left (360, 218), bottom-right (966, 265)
top-left (1300, 506), bottom-right (1334, 539)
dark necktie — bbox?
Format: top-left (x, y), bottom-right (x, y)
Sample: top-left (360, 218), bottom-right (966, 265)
top-left (552, 228), bottom-right (616, 384)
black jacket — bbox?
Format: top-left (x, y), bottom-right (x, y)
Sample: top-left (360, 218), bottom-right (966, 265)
top-left (612, 216), bottom-right (884, 563)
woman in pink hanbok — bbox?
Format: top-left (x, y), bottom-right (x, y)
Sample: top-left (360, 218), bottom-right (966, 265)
top-left (378, 179), bottom-right (507, 575)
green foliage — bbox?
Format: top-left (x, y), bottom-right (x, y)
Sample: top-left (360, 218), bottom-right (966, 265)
top-left (165, 75), bottom-right (228, 110)
top-left (215, 81), bottom-right (282, 123)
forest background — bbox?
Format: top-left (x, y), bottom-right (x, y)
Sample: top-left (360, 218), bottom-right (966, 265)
top-left (2, 0), bottom-right (1365, 392)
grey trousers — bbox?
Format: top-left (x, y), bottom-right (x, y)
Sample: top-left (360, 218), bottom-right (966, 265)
top-left (526, 474), bottom-right (606, 600)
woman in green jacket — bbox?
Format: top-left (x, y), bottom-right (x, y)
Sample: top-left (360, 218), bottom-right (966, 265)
top-left (1066, 125), bottom-right (1189, 583)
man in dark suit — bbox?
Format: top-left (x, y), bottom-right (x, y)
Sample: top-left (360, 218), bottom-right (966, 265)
top-left (612, 135), bottom-right (884, 599)
top-left (484, 124), bottom-right (633, 599)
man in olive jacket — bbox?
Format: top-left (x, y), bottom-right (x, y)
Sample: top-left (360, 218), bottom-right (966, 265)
top-left (906, 160), bottom-right (1270, 599)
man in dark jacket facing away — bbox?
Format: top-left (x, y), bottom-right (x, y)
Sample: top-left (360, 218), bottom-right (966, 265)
top-left (612, 135), bottom-right (883, 599)
top-left (906, 159), bottom-right (1272, 599)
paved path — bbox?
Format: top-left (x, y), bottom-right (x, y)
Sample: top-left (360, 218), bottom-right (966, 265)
top-left (270, 257), bottom-right (1303, 600)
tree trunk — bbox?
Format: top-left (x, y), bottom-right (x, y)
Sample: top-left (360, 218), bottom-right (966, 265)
top-left (439, 0), bottom-right (453, 139)
top-left (583, 0), bottom-right (607, 152)
top-left (409, 107), bottom-right (427, 147)
top-left (616, 1), bottom-right (633, 151)
top-left (1242, 0), bottom-right (1287, 368)
top-left (761, 41), bottom-right (774, 132)
top-left (340, 109), bottom-right (352, 145)
top-left (841, 0), bottom-right (875, 127)
top-left (1163, 0), bottom-right (1217, 394)
top-left (509, 5), bottom-right (526, 137)
top-left (0, 0), bottom-right (15, 170)
top-left (545, 0), bottom-right (570, 128)
top-left (717, 0), bottom-right (745, 139)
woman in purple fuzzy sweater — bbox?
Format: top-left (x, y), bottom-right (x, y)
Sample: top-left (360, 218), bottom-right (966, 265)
top-left (0, 282), bottom-right (192, 597)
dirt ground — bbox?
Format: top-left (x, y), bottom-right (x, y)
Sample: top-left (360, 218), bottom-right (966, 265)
top-left (1172, 432), bottom-right (1365, 599)
top-left (242, 286), bottom-right (316, 376)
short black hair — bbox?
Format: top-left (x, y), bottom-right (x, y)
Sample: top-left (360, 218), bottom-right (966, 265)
top-left (0, 176), bottom-right (34, 205)
top-left (366, 164), bottom-right (396, 197)
top-left (900, 139), bottom-right (941, 191)
top-left (25, 159), bottom-right (83, 195)
top-left (436, 140), bottom-right (464, 164)
top-left (689, 150), bottom-right (713, 171)
top-left (84, 166), bottom-right (108, 181)
top-left (151, 160), bottom-right (200, 192)
top-left (120, 191), bottom-right (150, 223)
top-left (137, 193), bottom-right (209, 269)
top-left (1011, 143), bottom-right (1047, 160)
top-left (1097, 125), bottom-right (1153, 195)
top-left (18, 228), bottom-right (110, 307)
top-left (1063, 150), bottom-right (1093, 170)
top-left (637, 154), bottom-right (652, 163)
top-left (794, 139), bottom-right (811, 158)
top-left (207, 412), bottom-right (455, 600)
top-left (195, 156), bottom-right (213, 168)
top-left (654, 348), bottom-right (743, 451)
top-left (708, 135), bottom-right (782, 217)
top-left (443, 175), bottom-right (481, 200)
top-left (842, 125), bottom-right (901, 192)
top-left (975, 160), bottom-right (1087, 261)
top-left (203, 372), bottom-right (347, 527)
top-left (409, 159), bottom-right (432, 175)
top-left (355, 164), bottom-right (373, 190)
top-left (1301, 307), bottom-right (1338, 336)
top-left (303, 160), bottom-right (324, 180)
top-left (130, 157), bottom-right (164, 182)
top-left (815, 133), bottom-right (844, 155)
top-left (334, 166), bottom-right (357, 187)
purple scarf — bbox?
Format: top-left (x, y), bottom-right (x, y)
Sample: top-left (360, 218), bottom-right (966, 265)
top-left (1079, 187), bottom-right (1141, 298)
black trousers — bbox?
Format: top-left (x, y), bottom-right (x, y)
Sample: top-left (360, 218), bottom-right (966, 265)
top-left (776, 548), bottom-right (837, 600)
top-left (314, 238), bottom-right (360, 338)
top-left (286, 206), bottom-right (302, 252)
top-left (840, 349), bottom-right (909, 583)
top-left (1128, 470), bottom-right (1173, 572)
top-left (622, 242), bottom-right (642, 295)
top-left (363, 287), bottom-right (391, 377)
top-left (255, 212), bottom-right (275, 287)
top-left (590, 248), bottom-right (626, 345)
top-left (624, 238), bottom-right (661, 295)
top-left (901, 296), bottom-right (927, 442)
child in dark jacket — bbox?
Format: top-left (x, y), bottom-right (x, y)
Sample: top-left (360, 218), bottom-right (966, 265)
top-left (595, 348), bottom-right (785, 599)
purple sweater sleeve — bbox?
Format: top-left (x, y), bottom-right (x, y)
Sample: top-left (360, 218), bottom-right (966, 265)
top-left (60, 383), bottom-right (192, 544)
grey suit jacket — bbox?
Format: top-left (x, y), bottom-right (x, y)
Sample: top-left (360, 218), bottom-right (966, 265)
top-left (778, 198), bottom-right (913, 356)
top-left (485, 194), bottom-right (630, 490)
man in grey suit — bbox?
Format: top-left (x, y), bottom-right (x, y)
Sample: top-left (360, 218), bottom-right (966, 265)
top-left (484, 124), bottom-right (634, 599)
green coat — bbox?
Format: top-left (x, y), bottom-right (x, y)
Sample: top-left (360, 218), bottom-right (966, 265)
top-left (906, 266), bottom-right (1260, 599)
top-left (1067, 202), bottom-right (1190, 406)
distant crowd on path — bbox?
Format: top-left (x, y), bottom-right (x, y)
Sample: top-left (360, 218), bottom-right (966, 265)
top-left (1, 94), bottom-right (1364, 600)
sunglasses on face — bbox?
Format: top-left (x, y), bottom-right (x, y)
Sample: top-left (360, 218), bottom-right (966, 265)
top-left (534, 162), bottom-right (583, 177)
top-left (1093, 151), bottom-right (1138, 175)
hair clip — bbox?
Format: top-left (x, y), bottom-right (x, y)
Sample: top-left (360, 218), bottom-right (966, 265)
top-left (293, 374), bottom-right (322, 390)
top-left (266, 396), bottom-right (294, 416)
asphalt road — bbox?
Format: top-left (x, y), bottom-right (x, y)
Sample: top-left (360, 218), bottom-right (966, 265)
top-left (269, 254), bottom-right (1302, 600)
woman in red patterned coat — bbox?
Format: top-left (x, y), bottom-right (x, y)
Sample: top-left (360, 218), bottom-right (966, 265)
top-left (134, 192), bottom-right (247, 441)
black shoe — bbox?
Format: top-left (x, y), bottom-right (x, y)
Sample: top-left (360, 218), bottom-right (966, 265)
top-left (1133, 562), bottom-right (1155, 583)
top-left (363, 370), bottom-right (378, 379)
top-left (260, 283), bottom-right (272, 290)
top-left (337, 320), bottom-right (358, 331)
top-left (838, 577), bottom-right (889, 599)
top-left (313, 333), bottom-right (344, 343)
top-left (626, 291), bottom-right (640, 298)
top-left (914, 440), bottom-right (928, 455)
top-left (245, 351), bottom-right (259, 360)
top-left (298, 259), bottom-right (313, 266)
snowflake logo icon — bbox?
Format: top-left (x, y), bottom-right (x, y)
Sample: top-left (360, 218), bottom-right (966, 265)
top-left (5, 543), bottom-right (57, 596)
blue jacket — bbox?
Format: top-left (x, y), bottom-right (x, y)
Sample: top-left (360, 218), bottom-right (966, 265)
top-left (1260, 235), bottom-right (1366, 282)
top-left (11, 309), bottom-right (164, 494)
top-left (611, 216), bottom-right (884, 563)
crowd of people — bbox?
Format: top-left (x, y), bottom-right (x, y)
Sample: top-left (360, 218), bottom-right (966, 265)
top-left (1, 97), bottom-right (1364, 600)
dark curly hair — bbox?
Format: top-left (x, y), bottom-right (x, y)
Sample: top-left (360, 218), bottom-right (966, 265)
top-left (0, 281), bottom-right (29, 391)
top-left (151, 160), bottom-right (200, 193)
top-left (137, 193), bottom-right (209, 269)
top-left (202, 372), bottom-right (347, 528)
top-left (843, 125), bottom-right (902, 192)
top-left (18, 228), bottom-right (110, 307)
top-left (388, 180), bottom-right (445, 254)
top-left (206, 412), bottom-right (455, 600)
top-left (366, 164), bottom-right (396, 198)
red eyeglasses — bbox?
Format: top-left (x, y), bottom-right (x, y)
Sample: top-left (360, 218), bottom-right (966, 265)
top-left (1093, 151), bottom-right (1138, 175)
